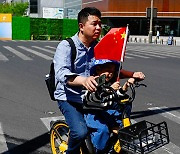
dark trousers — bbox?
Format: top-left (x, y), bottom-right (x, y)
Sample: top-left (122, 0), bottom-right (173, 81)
top-left (58, 101), bottom-right (88, 154)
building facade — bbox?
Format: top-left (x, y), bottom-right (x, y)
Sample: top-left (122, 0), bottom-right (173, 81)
top-left (26, 0), bottom-right (81, 19)
top-left (1, 0), bottom-right (180, 36)
top-left (82, 0), bottom-right (180, 36)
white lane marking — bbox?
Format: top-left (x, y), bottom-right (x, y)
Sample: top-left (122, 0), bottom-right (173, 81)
top-left (140, 46), bottom-right (180, 55)
top-left (18, 46), bottom-right (53, 60)
top-left (0, 52), bottom-right (8, 61)
top-left (0, 123), bottom-right (8, 153)
top-left (126, 52), bottom-right (150, 58)
top-left (133, 49), bottom-right (179, 58)
top-left (41, 115), bottom-right (180, 154)
top-left (148, 106), bottom-right (180, 125)
top-left (32, 46), bottom-right (55, 54)
top-left (3, 46), bottom-right (32, 60)
top-left (147, 106), bottom-right (180, 153)
top-left (40, 116), bottom-right (65, 131)
top-left (45, 46), bottom-right (57, 50)
top-left (125, 55), bottom-right (134, 59)
top-left (127, 47), bottom-right (180, 58)
top-left (127, 49), bottom-right (166, 58)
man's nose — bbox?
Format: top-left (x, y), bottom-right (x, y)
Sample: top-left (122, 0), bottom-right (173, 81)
top-left (96, 24), bottom-right (101, 29)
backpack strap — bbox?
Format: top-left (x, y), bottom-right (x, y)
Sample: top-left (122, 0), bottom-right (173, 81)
top-left (50, 62), bottom-right (55, 75)
top-left (50, 38), bottom-right (76, 74)
top-left (66, 38), bottom-right (77, 70)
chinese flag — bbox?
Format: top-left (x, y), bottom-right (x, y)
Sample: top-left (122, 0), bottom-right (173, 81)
top-left (94, 27), bottom-right (128, 62)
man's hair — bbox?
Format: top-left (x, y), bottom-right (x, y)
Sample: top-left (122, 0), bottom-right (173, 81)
top-left (78, 7), bottom-right (101, 24)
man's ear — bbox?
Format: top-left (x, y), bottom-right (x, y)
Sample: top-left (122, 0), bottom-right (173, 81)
top-left (79, 23), bottom-right (84, 32)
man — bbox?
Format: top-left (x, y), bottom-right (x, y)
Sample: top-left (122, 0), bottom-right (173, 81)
top-left (53, 7), bottom-right (145, 154)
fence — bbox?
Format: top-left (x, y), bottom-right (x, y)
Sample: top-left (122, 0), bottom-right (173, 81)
top-left (129, 36), bottom-right (177, 46)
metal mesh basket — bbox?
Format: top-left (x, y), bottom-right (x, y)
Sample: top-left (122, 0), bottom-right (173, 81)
top-left (118, 120), bottom-right (169, 154)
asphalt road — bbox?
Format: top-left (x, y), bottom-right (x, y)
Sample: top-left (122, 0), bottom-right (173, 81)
top-left (0, 40), bottom-right (180, 154)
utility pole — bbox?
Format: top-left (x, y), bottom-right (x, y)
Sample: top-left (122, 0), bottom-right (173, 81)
top-left (148, 0), bottom-right (153, 43)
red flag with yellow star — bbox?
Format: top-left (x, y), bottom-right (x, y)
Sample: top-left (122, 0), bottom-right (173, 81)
top-left (94, 26), bottom-right (128, 62)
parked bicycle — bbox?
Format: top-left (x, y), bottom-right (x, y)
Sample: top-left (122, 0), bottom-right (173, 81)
top-left (49, 79), bottom-right (169, 154)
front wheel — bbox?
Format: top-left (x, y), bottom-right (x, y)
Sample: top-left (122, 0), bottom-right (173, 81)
top-left (50, 121), bottom-right (69, 154)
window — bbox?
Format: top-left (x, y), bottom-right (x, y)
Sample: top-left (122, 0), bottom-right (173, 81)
top-left (30, 0), bottom-right (38, 13)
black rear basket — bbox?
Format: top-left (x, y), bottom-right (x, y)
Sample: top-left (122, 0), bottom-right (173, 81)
top-left (118, 120), bottom-right (169, 154)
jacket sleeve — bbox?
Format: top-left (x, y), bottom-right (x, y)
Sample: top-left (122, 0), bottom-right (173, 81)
top-left (53, 40), bottom-right (77, 85)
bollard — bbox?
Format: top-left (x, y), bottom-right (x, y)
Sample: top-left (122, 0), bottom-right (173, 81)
top-left (160, 39), bottom-right (163, 45)
top-left (173, 39), bottom-right (176, 46)
top-left (48, 35), bottom-right (50, 40)
top-left (139, 38), bottom-right (141, 43)
top-left (144, 38), bottom-right (146, 43)
top-left (154, 39), bottom-right (157, 44)
top-left (134, 37), bottom-right (137, 42)
top-left (130, 37), bottom-right (132, 42)
top-left (31, 35), bottom-right (33, 40)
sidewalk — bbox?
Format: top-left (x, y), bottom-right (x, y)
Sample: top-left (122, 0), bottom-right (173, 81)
top-left (129, 35), bottom-right (180, 46)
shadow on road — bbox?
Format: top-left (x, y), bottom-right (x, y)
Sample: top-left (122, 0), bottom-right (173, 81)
top-left (131, 106), bottom-right (180, 119)
top-left (3, 132), bottom-right (50, 154)
top-left (2, 106), bottom-right (180, 154)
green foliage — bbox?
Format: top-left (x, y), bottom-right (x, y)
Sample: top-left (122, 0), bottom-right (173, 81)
top-left (11, 16), bottom-right (78, 40)
top-left (47, 19), bottom-right (63, 40)
top-left (62, 19), bottom-right (78, 39)
top-left (30, 18), bottom-right (78, 40)
top-left (30, 18), bottom-right (50, 40)
top-left (102, 25), bottom-right (111, 36)
top-left (12, 16), bottom-right (30, 40)
top-left (0, 2), bottom-right (29, 16)
top-left (30, 18), bottom-right (48, 35)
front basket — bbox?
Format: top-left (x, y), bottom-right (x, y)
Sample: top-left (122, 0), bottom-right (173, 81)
top-left (118, 120), bottom-right (169, 154)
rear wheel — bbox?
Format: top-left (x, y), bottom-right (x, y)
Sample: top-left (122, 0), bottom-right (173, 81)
top-left (50, 121), bottom-right (69, 154)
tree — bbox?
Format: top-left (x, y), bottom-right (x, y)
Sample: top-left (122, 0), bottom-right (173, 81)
top-left (0, 2), bottom-right (29, 16)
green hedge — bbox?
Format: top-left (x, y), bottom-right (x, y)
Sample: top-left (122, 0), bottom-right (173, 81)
top-left (12, 16), bottom-right (30, 40)
top-left (47, 19), bottom-right (63, 35)
top-left (12, 17), bottom-right (78, 40)
top-left (62, 19), bottom-right (78, 39)
top-left (30, 18), bottom-right (48, 40)
top-left (30, 18), bottom-right (77, 40)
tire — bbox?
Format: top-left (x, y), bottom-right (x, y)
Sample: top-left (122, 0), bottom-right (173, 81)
top-left (50, 121), bottom-right (69, 154)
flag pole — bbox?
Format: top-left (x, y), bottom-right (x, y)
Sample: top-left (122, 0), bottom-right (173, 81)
top-left (116, 24), bottom-right (129, 81)
top-left (116, 62), bottom-right (122, 81)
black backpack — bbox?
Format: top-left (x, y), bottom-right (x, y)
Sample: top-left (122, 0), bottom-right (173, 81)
top-left (45, 38), bottom-right (76, 101)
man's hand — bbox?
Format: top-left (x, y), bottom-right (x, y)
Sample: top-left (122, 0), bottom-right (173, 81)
top-left (82, 76), bottom-right (98, 92)
top-left (67, 76), bottom-right (98, 92)
top-left (133, 72), bottom-right (145, 80)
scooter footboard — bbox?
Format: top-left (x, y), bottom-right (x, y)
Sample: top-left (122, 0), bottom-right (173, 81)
top-left (118, 120), bottom-right (169, 154)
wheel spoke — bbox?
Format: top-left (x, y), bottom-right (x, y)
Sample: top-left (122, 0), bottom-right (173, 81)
top-left (50, 122), bottom-right (69, 154)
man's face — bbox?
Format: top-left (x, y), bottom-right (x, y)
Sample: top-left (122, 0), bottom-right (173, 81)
top-left (79, 15), bottom-right (102, 41)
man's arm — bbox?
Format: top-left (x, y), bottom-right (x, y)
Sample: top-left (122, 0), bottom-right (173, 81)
top-left (67, 76), bottom-right (98, 92)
